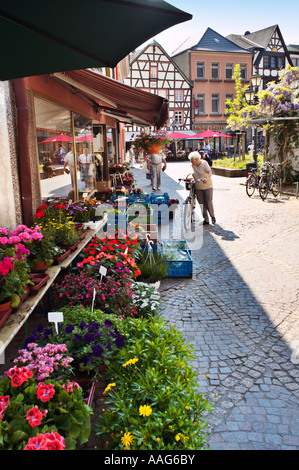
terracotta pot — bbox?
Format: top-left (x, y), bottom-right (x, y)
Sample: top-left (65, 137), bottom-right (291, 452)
top-left (148, 143), bottom-right (162, 154)
top-left (53, 249), bottom-right (71, 263)
top-left (0, 300), bottom-right (12, 329)
top-left (0, 299), bottom-right (12, 313)
top-left (29, 273), bottom-right (50, 294)
top-left (62, 239), bottom-right (81, 252)
top-left (32, 260), bottom-right (48, 273)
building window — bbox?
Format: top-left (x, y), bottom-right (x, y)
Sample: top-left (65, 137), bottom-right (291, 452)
top-left (278, 56), bottom-right (284, 69)
top-left (240, 63), bottom-right (248, 80)
top-left (196, 61), bottom-right (205, 79)
top-left (174, 111), bottom-right (183, 125)
top-left (175, 90), bottom-right (184, 102)
top-left (211, 62), bottom-right (220, 79)
top-left (264, 55), bottom-right (270, 68)
top-left (225, 63), bottom-right (234, 79)
top-left (197, 94), bottom-right (205, 114)
top-left (225, 94), bottom-right (234, 113)
top-left (211, 94), bottom-right (220, 114)
top-left (292, 57), bottom-right (299, 67)
top-left (150, 66), bottom-right (158, 79)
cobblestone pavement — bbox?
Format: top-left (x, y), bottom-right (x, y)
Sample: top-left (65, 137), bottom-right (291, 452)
top-left (132, 161), bottom-right (299, 450)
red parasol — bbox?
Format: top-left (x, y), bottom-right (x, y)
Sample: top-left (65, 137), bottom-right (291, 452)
top-left (168, 131), bottom-right (193, 140)
top-left (190, 130), bottom-right (222, 139)
top-left (39, 134), bottom-right (72, 143)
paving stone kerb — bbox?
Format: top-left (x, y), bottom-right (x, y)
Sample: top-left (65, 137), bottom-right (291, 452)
top-left (131, 161), bottom-right (299, 450)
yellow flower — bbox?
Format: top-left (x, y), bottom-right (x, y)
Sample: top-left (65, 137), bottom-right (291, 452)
top-left (122, 358), bottom-right (139, 368)
top-left (139, 404), bottom-right (152, 417)
top-left (175, 433), bottom-right (189, 443)
top-left (103, 382), bottom-right (116, 395)
top-left (121, 432), bottom-right (135, 450)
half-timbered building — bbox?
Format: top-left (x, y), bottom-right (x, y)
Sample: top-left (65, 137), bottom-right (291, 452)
top-left (227, 25), bottom-right (293, 88)
top-left (124, 40), bottom-right (192, 132)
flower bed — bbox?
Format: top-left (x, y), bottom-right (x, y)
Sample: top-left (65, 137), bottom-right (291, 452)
top-left (0, 213), bottom-right (211, 450)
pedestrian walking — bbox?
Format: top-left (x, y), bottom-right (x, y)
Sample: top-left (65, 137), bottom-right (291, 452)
top-left (189, 151), bottom-right (216, 225)
top-left (148, 152), bottom-right (167, 191)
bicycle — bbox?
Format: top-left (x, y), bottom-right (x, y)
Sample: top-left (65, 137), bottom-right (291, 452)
top-left (259, 162), bottom-right (281, 200)
top-left (246, 166), bottom-right (260, 197)
top-left (179, 175), bottom-right (203, 231)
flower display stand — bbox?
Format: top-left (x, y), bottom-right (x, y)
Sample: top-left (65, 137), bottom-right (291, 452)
top-left (29, 273), bottom-right (50, 295)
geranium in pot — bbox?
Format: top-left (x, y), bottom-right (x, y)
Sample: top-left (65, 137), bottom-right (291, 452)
top-left (132, 130), bottom-right (172, 155)
top-left (0, 243), bottom-right (31, 311)
top-left (0, 363), bottom-right (92, 450)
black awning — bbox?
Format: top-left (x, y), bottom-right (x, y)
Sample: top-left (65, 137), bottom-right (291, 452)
top-left (0, 0), bottom-right (192, 81)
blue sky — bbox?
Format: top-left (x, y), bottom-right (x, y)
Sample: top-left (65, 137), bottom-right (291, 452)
top-left (142, 0), bottom-right (299, 55)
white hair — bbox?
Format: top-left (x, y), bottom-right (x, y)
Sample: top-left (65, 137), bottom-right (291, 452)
top-left (188, 151), bottom-right (201, 161)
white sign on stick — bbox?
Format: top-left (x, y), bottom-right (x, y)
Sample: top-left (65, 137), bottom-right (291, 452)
top-left (48, 312), bottom-right (64, 334)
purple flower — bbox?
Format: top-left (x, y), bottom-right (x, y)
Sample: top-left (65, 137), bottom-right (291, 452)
top-left (92, 345), bottom-right (104, 357)
top-left (84, 333), bottom-right (95, 344)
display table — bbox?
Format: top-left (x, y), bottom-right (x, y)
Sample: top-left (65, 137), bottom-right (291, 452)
top-left (0, 216), bottom-right (107, 357)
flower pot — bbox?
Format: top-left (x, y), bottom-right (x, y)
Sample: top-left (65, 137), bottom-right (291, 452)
top-left (31, 260), bottom-right (48, 273)
top-left (29, 273), bottom-right (50, 295)
top-left (53, 249), bottom-right (71, 263)
top-left (62, 239), bottom-right (81, 252)
top-left (13, 286), bottom-right (30, 309)
top-left (148, 143), bottom-right (162, 154)
top-left (0, 300), bottom-right (12, 329)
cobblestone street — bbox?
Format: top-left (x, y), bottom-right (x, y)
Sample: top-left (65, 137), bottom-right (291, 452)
top-left (132, 161), bottom-right (299, 450)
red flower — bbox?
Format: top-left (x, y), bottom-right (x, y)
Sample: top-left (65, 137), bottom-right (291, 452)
top-left (26, 406), bottom-right (43, 428)
top-left (36, 382), bottom-right (55, 402)
top-left (6, 366), bottom-right (33, 387)
top-left (55, 204), bottom-right (66, 210)
top-left (35, 210), bottom-right (45, 219)
top-left (24, 431), bottom-right (65, 450)
top-left (0, 395), bottom-right (9, 419)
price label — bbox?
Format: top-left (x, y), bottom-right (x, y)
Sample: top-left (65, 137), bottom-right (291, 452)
top-left (99, 266), bottom-right (107, 276)
top-left (48, 312), bottom-right (64, 334)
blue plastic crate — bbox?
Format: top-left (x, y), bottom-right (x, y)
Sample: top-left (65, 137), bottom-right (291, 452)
top-left (162, 241), bottom-right (193, 277)
top-left (139, 243), bottom-right (158, 252)
top-left (129, 194), bottom-right (151, 204)
top-left (150, 192), bottom-right (169, 205)
top-left (165, 252), bottom-right (193, 277)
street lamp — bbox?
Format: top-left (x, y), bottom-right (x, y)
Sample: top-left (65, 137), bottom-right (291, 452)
top-left (244, 74), bottom-right (262, 165)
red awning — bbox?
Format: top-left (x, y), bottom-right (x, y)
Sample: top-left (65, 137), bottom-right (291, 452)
top-left (53, 69), bottom-right (169, 129)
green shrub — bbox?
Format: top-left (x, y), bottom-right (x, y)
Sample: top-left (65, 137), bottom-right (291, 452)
top-left (96, 316), bottom-right (212, 450)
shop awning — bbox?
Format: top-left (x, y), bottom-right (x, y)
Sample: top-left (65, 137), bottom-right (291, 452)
top-left (53, 69), bottom-right (169, 129)
top-left (0, 0), bottom-right (192, 81)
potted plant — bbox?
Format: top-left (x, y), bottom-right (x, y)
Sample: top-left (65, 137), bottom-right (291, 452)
top-left (132, 130), bottom-right (172, 155)
top-left (0, 364), bottom-right (92, 450)
top-left (0, 243), bottom-right (31, 316)
top-left (136, 250), bottom-right (169, 287)
top-left (55, 222), bottom-right (80, 250)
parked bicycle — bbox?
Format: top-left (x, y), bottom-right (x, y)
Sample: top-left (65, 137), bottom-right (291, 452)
top-left (259, 162), bottom-right (281, 200)
top-left (246, 165), bottom-right (260, 197)
top-left (179, 175), bottom-right (203, 231)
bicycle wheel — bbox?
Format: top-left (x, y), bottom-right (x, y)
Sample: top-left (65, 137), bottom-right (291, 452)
top-left (183, 197), bottom-right (193, 231)
top-left (271, 176), bottom-right (279, 197)
top-left (246, 175), bottom-right (256, 197)
top-left (259, 176), bottom-right (268, 200)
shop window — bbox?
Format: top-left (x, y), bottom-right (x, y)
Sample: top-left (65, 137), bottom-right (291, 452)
top-left (34, 96), bottom-right (98, 201)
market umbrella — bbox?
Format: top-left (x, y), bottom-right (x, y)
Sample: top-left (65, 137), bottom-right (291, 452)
top-left (39, 134), bottom-right (72, 143)
top-left (168, 131), bottom-right (193, 140)
top-left (0, 0), bottom-right (192, 81)
top-left (76, 135), bottom-right (93, 142)
top-left (190, 130), bottom-right (222, 139)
